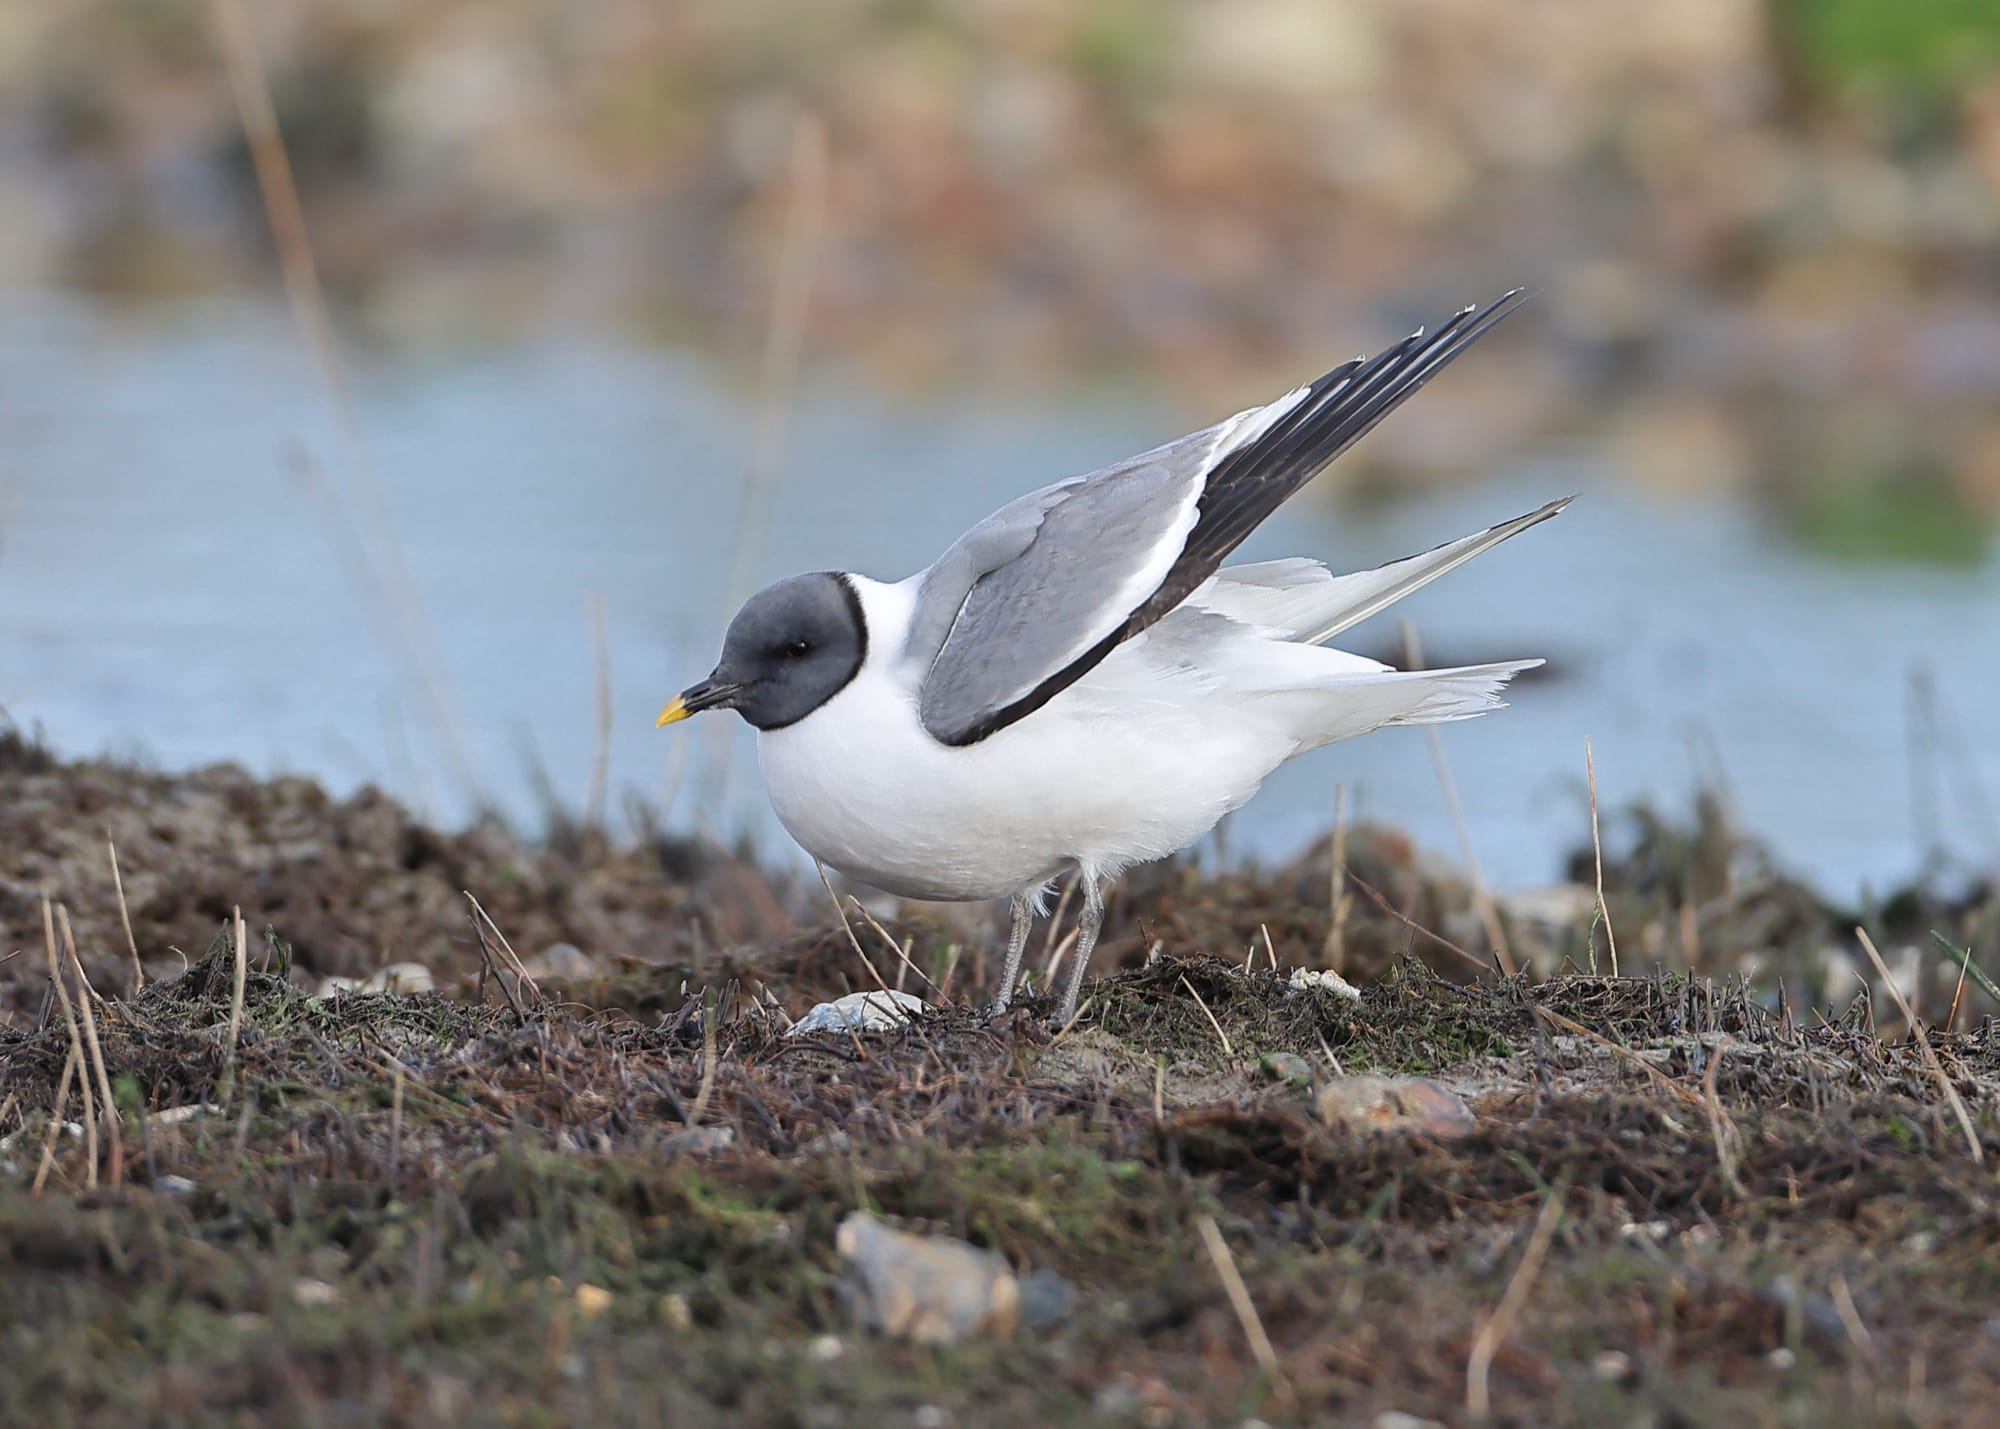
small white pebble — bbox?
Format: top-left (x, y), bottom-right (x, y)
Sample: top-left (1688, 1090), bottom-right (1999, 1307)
top-left (292, 1278), bottom-right (341, 1307)
top-left (808, 1334), bottom-right (844, 1363)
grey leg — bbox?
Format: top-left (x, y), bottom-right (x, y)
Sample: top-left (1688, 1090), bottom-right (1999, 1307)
top-left (988, 890), bottom-right (1035, 1016)
top-left (1051, 876), bottom-right (1104, 1029)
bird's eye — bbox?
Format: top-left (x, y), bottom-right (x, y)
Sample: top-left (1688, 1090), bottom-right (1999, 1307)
top-left (785, 639), bottom-right (812, 658)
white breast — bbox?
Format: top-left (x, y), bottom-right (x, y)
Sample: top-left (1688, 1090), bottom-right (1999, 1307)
top-left (754, 577), bottom-right (1297, 901)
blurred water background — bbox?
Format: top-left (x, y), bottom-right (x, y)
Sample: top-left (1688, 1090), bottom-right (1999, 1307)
top-left (5, 1), bottom-right (2000, 896)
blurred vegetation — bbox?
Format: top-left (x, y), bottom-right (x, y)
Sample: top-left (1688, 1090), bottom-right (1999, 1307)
top-left (5, 1), bottom-right (2000, 545)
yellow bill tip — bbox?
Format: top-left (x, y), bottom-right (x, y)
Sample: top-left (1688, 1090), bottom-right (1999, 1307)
top-left (655, 697), bottom-right (691, 728)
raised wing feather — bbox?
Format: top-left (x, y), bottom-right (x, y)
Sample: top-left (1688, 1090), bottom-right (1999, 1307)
top-left (915, 452), bottom-right (1207, 745)
top-left (914, 291), bottom-right (1529, 746)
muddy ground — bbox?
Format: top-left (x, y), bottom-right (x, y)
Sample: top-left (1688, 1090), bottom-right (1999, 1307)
top-left (4, 730), bottom-right (2000, 1427)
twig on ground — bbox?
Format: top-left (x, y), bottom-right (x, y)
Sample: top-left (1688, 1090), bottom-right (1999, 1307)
top-left (1856, 929), bottom-right (1982, 1163)
top-left (1467, 1187), bottom-right (1564, 1421)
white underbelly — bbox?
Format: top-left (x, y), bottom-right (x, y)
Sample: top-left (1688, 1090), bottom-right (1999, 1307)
top-left (755, 669), bottom-right (1287, 902)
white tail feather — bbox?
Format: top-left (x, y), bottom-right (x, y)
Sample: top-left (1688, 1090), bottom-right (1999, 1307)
top-left (1200, 497), bottom-right (1572, 645)
top-left (1283, 659), bottom-right (1543, 752)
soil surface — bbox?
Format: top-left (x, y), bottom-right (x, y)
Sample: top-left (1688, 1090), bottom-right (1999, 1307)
top-left (4, 732), bottom-right (1999, 1426)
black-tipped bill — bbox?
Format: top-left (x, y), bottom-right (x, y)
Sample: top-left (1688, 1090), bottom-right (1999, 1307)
top-left (656, 677), bottom-right (738, 726)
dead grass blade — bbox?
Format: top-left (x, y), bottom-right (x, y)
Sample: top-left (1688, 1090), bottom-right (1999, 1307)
top-left (1346, 870), bottom-right (1492, 977)
top-left (221, 906), bottom-right (248, 1109)
top-left (702, 111), bottom-right (828, 819)
top-left (1856, 929), bottom-right (1982, 1163)
top-left (42, 897), bottom-right (96, 1189)
top-left (59, 906), bottom-right (124, 1188)
top-left (465, 892), bottom-right (541, 1005)
top-left (1324, 784), bottom-right (1350, 971)
top-left (1195, 1215), bottom-right (1293, 1408)
top-left (1929, 931), bottom-right (2000, 1007)
top-left (30, 1045), bottom-right (77, 1196)
top-left (1467, 1186), bottom-right (1563, 1421)
top-left (1530, 1004), bottom-right (1705, 1109)
top-left (585, 592), bottom-right (611, 830)
top-left (1179, 975), bottom-right (1235, 1060)
top-left (209, 0), bottom-right (481, 801)
top-left (1699, 1041), bottom-right (1745, 1199)
top-left (108, 840), bottom-right (143, 994)
top-left (1586, 738), bottom-right (1619, 976)
top-left (847, 898), bottom-right (943, 998)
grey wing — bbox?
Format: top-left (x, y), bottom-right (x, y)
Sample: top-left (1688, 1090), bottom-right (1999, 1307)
top-left (911, 291), bottom-right (1528, 747)
top-left (908, 425), bottom-right (1239, 746)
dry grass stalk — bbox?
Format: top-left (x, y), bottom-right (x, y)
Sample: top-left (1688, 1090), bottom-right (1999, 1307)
top-left (688, 988), bottom-right (720, 1127)
top-left (30, 1045), bottom-right (77, 1196)
top-left (847, 898), bottom-right (943, 997)
top-left (1346, 869), bottom-right (1491, 977)
top-left (465, 892), bottom-right (541, 1004)
top-left (703, 111), bottom-right (829, 818)
top-left (468, 904), bottom-right (527, 1020)
top-left (59, 906), bottom-right (124, 1188)
top-left (1040, 875), bottom-right (1079, 970)
top-left (1830, 1272), bottom-right (1877, 1367)
top-left (385, 1060), bottom-right (405, 1183)
top-left (815, 864), bottom-right (895, 999)
top-left (1195, 1215), bottom-right (1293, 1406)
top-left (1699, 1043), bottom-right (1745, 1199)
top-left (1855, 929), bottom-right (1982, 1163)
top-left (585, 592), bottom-right (612, 830)
top-left (1179, 976), bottom-right (1235, 1060)
top-left (1324, 785), bottom-right (1349, 971)
top-left (1402, 620), bottom-right (1514, 975)
top-left (42, 897), bottom-right (97, 1189)
top-left (1530, 1004), bottom-right (1706, 1109)
top-left (211, 0), bottom-right (481, 803)
top-left (1586, 738), bottom-right (1619, 976)
top-left (108, 840), bottom-right (143, 994)
top-left (221, 906), bottom-right (248, 1108)
top-left (1945, 950), bottom-right (1971, 1034)
top-left (1466, 1187), bottom-right (1563, 1420)
top-left (1040, 926), bottom-right (1079, 985)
